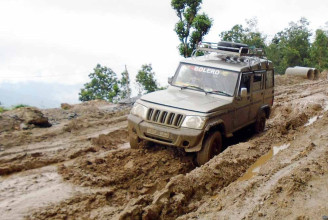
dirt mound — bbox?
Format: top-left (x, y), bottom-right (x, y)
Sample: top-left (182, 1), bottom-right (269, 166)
top-left (91, 129), bottom-right (128, 148)
top-left (0, 107), bottom-right (51, 132)
top-left (274, 74), bottom-right (306, 86)
top-left (29, 146), bottom-right (195, 219)
top-left (59, 146), bottom-right (195, 190)
top-left (60, 103), bottom-right (73, 110)
top-left (321, 69), bottom-right (328, 79)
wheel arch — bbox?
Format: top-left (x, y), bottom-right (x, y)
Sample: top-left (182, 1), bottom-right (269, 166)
top-left (204, 120), bottom-right (226, 139)
top-left (260, 105), bottom-right (271, 119)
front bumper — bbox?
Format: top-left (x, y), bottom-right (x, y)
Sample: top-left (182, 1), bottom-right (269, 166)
top-left (128, 114), bottom-right (204, 152)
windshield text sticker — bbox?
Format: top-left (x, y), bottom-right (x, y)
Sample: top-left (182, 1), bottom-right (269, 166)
top-left (194, 66), bottom-right (220, 75)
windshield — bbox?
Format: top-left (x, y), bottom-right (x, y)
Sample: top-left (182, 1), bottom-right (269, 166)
top-left (172, 63), bottom-right (239, 96)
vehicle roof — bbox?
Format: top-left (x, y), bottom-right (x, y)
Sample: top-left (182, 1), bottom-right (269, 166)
top-left (181, 54), bottom-right (273, 72)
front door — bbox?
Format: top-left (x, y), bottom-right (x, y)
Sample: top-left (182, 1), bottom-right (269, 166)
top-left (234, 73), bottom-right (251, 129)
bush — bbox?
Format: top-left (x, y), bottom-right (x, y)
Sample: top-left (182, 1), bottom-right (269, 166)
top-left (0, 106), bottom-right (8, 113)
top-left (12, 104), bottom-right (29, 109)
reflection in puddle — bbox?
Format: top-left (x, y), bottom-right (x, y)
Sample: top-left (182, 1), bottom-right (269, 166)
top-left (273, 143), bottom-right (290, 155)
top-left (305, 116), bottom-right (319, 126)
top-left (238, 143), bottom-right (290, 181)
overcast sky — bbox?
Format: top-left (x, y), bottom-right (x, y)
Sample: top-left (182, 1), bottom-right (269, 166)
top-left (0, 0), bottom-right (327, 107)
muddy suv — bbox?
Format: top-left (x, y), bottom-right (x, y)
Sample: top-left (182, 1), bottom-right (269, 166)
top-left (128, 42), bottom-right (274, 165)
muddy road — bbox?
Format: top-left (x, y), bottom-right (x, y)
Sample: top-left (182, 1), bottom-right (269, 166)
top-left (1, 75), bottom-right (328, 219)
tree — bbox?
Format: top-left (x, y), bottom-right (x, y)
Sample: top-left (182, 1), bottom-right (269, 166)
top-left (171, 0), bottom-right (212, 57)
top-left (220, 24), bottom-right (245, 43)
top-left (266, 17), bottom-right (312, 74)
top-left (309, 29), bottom-right (328, 71)
top-left (136, 64), bottom-right (158, 94)
top-left (79, 64), bottom-right (120, 102)
top-left (220, 18), bottom-right (266, 49)
top-left (119, 65), bottom-right (131, 99)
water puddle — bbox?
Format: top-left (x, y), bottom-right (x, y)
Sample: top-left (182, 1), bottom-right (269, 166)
top-left (324, 102), bottom-right (328, 111)
top-left (305, 116), bottom-right (319, 126)
top-left (118, 142), bottom-right (130, 149)
top-left (304, 115), bottom-right (324, 127)
top-left (238, 143), bottom-right (290, 181)
top-left (0, 166), bottom-right (77, 219)
top-left (273, 143), bottom-right (290, 155)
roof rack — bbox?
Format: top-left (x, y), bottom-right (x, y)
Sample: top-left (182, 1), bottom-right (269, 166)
top-left (193, 41), bottom-right (265, 59)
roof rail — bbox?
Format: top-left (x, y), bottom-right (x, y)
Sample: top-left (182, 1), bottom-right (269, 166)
top-left (193, 42), bottom-right (265, 58)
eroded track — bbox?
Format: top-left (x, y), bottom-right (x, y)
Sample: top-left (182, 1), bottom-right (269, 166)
top-left (1, 75), bottom-right (328, 219)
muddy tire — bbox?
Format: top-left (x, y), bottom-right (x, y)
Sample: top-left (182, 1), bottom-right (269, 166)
top-left (196, 131), bottom-right (222, 166)
top-left (254, 111), bottom-right (266, 133)
top-left (129, 135), bottom-right (140, 149)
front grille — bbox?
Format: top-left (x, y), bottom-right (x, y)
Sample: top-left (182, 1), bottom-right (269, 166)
top-left (147, 108), bottom-right (184, 127)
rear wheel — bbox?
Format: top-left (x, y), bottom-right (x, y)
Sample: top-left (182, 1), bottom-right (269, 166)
top-left (129, 135), bottom-right (140, 149)
top-left (254, 111), bottom-right (266, 133)
top-left (196, 131), bottom-right (222, 166)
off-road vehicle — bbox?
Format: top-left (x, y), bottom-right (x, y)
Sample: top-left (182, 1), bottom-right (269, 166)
top-left (128, 41), bottom-right (274, 165)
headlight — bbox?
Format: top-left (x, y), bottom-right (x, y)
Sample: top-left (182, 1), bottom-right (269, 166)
top-left (131, 103), bottom-right (148, 119)
top-left (181, 116), bottom-right (207, 129)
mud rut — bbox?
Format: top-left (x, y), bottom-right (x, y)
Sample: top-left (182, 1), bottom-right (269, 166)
top-left (0, 76), bottom-right (328, 219)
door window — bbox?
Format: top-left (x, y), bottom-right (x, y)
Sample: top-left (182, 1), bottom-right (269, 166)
top-left (239, 74), bottom-right (251, 95)
top-left (253, 73), bottom-right (263, 91)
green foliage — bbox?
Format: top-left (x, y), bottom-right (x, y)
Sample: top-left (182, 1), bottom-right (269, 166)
top-left (266, 18), bottom-right (311, 74)
top-left (0, 106), bottom-right (7, 113)
top-left (309, 29), bottom-right (328, 71)
top-left (136, 64), bottom-right (159, 94)
top-left (0, 103), bottom-right (28, 113)
top-left (171, 0), bottom-right (213, 57)
top-left (79, 64), bottom-right (120, 103)
top-left (220, 24), bottom-right (245, 43)
top-left (220, 18), bottom-right (266, 49)
top-left (12, 104), bottom-right (29, 109)
top-left (119, 66), bottom-right (131, 99)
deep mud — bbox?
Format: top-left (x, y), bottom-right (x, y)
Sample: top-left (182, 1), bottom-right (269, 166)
top-left (1, 75), bottom-right (328, 220)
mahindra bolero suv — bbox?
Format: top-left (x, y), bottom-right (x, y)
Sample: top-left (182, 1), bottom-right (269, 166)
top-left (128, 42), bottom-right (274, 165)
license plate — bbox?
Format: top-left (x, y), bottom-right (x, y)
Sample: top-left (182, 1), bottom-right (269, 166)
top-left (146, 128), bottom-right (170, 138)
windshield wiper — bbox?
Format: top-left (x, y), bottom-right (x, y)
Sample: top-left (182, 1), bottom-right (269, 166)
top-left (207, 90), bottom-right (231, 97)
top-left (180, 85), bottom-right (208, 95)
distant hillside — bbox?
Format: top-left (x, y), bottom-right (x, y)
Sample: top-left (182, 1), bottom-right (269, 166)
top-left (0, 81), bottom-right (83, 108)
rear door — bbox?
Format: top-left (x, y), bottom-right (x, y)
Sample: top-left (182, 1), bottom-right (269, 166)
top-left (250, 71), bottom-right (265, 120)
top-left (264, 70), bottom-right (274, 107)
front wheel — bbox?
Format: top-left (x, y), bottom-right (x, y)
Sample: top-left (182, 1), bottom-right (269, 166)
top-left (129, 135), bottom-right (140, 149)
top-left (196, 131), bottom-right (222, 166)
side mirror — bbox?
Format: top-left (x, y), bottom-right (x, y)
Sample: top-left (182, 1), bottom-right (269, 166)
top-left (240, 87), bottom-right (248, 98)
top-left (168, 77), bottom-right (173, 85)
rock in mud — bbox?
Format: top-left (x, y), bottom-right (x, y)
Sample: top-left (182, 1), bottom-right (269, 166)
top-left (1, 107), bottom-right (51, 132)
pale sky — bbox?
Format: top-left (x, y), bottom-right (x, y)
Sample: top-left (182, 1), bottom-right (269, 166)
top-left (0, 0), bottom-right (327, 106)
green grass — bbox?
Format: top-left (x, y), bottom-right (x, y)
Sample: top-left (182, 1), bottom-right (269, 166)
top-left (12, 104), bottom-right (29, 109)
top-left (0, 104), bottom-right (30, 113)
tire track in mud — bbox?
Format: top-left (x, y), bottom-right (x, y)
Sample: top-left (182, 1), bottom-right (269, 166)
top-left (29, 146), bottom-right (196, 219)
top-left (28, 79), bottom-right (328, 219)
top-left (0, 123), bottom-right (129, 176)
top-left (0, 115), bottom-right (128, 156)
top-left (182, 111), bottom-right (328, 220)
